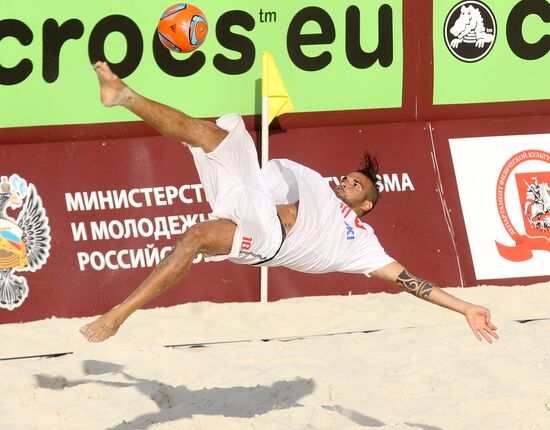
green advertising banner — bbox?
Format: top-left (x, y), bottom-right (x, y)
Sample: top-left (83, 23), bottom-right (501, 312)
top-left (434, 0), bottom-right (550, 105)
top-left (0, 0), bottom-right (403, 128)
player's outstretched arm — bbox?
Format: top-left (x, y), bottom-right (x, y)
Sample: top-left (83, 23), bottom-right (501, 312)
top-left (371, 262), bottom-right (499, 343)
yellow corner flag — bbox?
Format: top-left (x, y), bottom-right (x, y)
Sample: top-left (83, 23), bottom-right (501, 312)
top-left (262, 51), bottom-right (294, 124)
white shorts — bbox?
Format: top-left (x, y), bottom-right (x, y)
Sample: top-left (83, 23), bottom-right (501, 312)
top-left (189, 113), bottom-right (284, 265)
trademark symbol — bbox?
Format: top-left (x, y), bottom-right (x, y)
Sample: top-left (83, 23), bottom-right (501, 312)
top-left (259, 9), bottom-right (277, 23)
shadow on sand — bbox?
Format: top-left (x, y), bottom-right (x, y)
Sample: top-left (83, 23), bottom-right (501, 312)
top-left (35, 360), bottom-right (442, 429)
top-left (36, 360), bottom-right (314, 429)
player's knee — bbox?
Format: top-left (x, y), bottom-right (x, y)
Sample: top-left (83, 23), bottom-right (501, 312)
top-left (176, 224), bottom-right (207, 255)
top-left (175, 220), bottom-right (235, 256)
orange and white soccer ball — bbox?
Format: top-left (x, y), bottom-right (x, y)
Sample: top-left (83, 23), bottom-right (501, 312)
top-left (158, 3), bottom-right (208, 53)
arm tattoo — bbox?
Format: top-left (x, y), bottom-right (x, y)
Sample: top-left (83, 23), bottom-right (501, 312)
top-left (396, 270), bottom-right (434, 299)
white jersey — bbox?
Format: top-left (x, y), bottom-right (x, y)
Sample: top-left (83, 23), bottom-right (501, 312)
top-left (260, 159), bottom-right (395, 275)
top-left (191, 113), bottom-right (394, 276)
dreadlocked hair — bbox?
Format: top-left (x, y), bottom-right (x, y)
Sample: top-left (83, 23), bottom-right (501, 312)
top-left (358, 152), bottom-right (380, 211)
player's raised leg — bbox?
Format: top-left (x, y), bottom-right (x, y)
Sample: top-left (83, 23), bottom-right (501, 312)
top-left (94, 61), bottom-right (227, 152)
top-left (79, 219), bottom-right (236, 342)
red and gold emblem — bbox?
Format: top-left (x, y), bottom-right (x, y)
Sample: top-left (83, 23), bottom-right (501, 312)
top-left (495, 150), bottom-right (550, 261)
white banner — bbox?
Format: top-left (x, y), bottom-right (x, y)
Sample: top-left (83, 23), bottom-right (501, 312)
top-left (449, 134), bottom-right (550, 280)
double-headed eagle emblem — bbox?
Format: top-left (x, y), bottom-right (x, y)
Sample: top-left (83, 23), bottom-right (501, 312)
top-left (0, 175), bottom-right (50, 310)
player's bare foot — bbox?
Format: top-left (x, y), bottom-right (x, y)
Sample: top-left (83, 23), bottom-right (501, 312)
top-left (79, 315), bottom-right (120, 343)
top-left (93, 61), bottom-right (134, 107)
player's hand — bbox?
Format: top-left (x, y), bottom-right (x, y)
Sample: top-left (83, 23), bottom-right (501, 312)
top-left (464, 305), bottom-right (499, 343)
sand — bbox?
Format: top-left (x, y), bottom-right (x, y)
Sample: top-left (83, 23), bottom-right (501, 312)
top-left (1, 282), bottom-right (550, 429)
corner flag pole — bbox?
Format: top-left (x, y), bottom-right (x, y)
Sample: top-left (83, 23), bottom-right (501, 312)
top-left (260, 51), bottom-right (294, 303)
top-left (260, 92), bottom-right (269, 303)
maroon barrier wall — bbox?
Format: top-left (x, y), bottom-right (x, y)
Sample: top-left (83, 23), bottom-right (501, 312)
top-left (2, 116), bottom-right (549, 323)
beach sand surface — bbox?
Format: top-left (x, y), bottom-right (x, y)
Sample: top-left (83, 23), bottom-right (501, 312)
top-left (1, 282), bottom-right (549, 429)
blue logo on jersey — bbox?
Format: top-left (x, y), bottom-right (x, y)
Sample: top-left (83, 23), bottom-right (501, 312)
top-left (344, 221), bottom-right (355, 240)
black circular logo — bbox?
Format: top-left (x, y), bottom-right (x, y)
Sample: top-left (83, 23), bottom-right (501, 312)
top-left (444, 1), bottom-right (497, 62)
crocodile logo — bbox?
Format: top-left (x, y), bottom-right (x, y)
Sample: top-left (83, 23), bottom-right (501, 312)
top-left (444, 1), bottom-right (497, 62)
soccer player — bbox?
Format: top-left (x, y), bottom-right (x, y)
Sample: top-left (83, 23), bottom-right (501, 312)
top-left (80, 62), bottom-right (499, 344)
